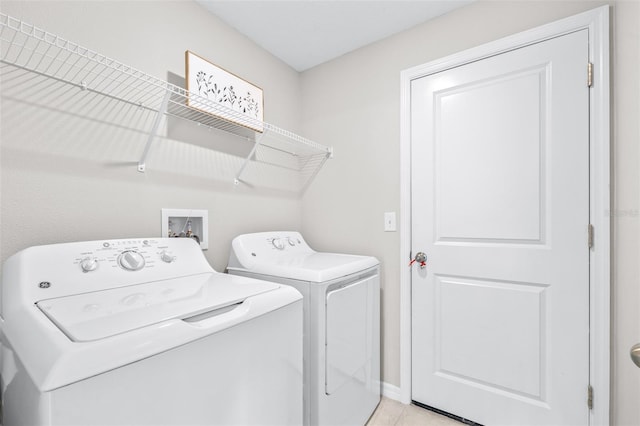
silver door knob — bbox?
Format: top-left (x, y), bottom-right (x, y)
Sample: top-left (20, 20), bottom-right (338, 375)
top-left (409, 252), bottom-right (427, 269)
top-left (631, 343), bottom-right (640, 368)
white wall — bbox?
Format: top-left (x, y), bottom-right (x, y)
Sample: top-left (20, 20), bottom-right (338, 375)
top-left (610, 2), bottom-right (640, 424)
top-left (300, 1), bottom-right (639, 424)
top-left (0, 0), bottom-right (303, 272)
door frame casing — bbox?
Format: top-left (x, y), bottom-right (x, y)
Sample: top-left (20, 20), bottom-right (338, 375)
top-left (399, 6), bottom-right (610, 425)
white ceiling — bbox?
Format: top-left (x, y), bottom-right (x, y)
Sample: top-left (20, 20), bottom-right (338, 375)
top-left (196, 1), bottom-right (474, 71)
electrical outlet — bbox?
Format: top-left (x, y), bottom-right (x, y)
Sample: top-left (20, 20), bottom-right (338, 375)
top-left (384, 212), bottom-right (396, 232)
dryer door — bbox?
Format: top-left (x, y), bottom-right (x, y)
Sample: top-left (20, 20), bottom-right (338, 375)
top-left (325, 272), bottom-right (377, 394)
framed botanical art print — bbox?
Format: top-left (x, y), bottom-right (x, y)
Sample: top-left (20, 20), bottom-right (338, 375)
top-left (185, 51), bottom-right (264, 132)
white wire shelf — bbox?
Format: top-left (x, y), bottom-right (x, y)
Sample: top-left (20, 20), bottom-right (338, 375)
top-left (0, 13), bottom-right (332, 193)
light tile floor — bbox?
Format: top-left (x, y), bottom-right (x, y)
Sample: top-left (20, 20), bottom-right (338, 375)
top-left (367, 397), bottom-right (463, 426)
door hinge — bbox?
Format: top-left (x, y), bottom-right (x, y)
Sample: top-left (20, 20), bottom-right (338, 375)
top-left (588, 224), bottom-right (594, 249)
top-left (587, 62), bottom-right (593, 87)
top-left (588, 385), bottom-right (594, 409)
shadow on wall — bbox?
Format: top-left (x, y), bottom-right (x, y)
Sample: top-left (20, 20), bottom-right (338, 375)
top-left (1, 67), bottom-right (313, 197)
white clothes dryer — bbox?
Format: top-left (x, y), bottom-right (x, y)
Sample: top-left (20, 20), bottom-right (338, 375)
top-left (0, 237), bottom-right (303, 426)
top-left (228, 231), bottom-right (380, 426)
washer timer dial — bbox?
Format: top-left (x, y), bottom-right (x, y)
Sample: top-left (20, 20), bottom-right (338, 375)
top-left (117, 250), bottom-right (146, 271)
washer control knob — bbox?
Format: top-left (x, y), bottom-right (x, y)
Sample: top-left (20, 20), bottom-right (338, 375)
top-left (160, 250), bottom-right (175, 263)
top-left (271, 238), bottom-right (285, 250)
top-left (80, 257), bottom-right (98, 273)
top-left (287, 237), bottom-right (296, 246)
top-left (117, 250), bottom-right (145, 271)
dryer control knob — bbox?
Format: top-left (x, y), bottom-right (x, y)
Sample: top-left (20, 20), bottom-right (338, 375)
top-left (160, 250), bottom-right (175, 263)
top-left (271, 238), bottom-right (285, 250)
top-left (287, 237), bottom-right (296, 246)
top-left (118, 250), bottom-right (146, 271)
top-left (80, 257), bottom-right (98, 273)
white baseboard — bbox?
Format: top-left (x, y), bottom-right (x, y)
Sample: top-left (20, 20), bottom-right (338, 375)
top-left (382, 382), bottom-right (403, 403)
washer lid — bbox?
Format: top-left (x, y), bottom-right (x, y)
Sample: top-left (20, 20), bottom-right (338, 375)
top-left (36, 272), bottom-right (280, 342)
top-left (231, 252), bottom-right (379, 282)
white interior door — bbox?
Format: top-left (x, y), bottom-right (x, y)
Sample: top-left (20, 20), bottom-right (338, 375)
top-left (410, 30), bottom-right (590, 425)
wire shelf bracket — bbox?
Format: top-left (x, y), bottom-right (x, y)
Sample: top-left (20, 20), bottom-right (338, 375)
top-left (235, 131), bottom-right (266, 186)
top-left (138, 86), bottom-right (171, 172)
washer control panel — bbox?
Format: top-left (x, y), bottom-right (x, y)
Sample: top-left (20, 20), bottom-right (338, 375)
top-left (11, 238), bottom-right (214, 302)
top-left (73, 239), bottom-right (179, 274)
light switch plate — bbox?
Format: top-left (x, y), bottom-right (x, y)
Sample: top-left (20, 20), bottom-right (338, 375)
top-left (384, 212), bottom-right (397, 232)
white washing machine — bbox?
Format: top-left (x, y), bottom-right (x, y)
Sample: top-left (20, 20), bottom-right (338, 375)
top-left (227, 231), bottom-right (380, 426)
top-left (0, 237), bottom-right (303, 426)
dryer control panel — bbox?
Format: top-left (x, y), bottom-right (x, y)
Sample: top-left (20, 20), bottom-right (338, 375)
top-left (244, 232), bottom-right (311, 252)
top-left (267, 233), bottom-right (307, 251)
top-left (228, 232), bottom-right (314, 277)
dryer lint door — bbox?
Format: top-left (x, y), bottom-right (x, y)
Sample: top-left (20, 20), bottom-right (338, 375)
top-left (325, 274), bottom-right (376, 394)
